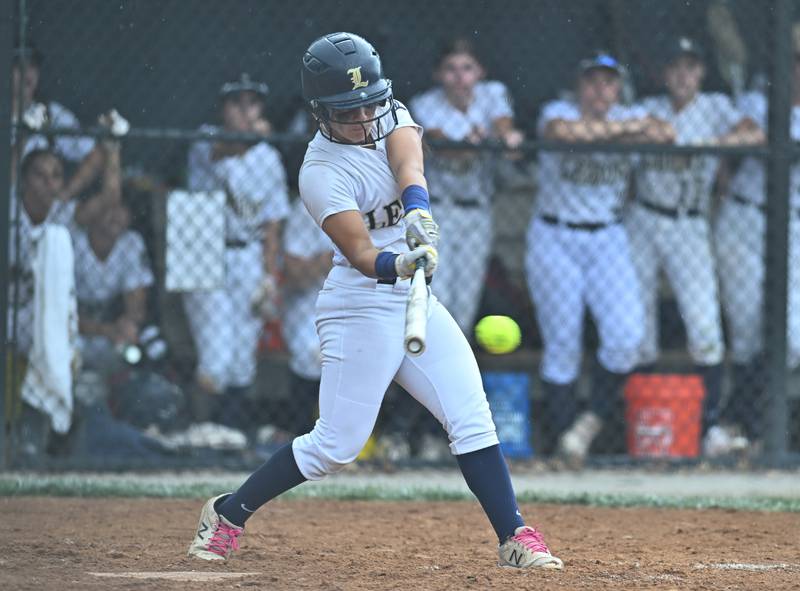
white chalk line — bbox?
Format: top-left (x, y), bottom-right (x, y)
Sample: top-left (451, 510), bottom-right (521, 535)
top-left (88, 571), bottom-right (261, 581)
top-left (694, 562), bottom-right (800, 572)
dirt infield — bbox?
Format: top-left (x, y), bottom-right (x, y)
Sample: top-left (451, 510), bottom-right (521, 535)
top-left (1, 497), bottom-right (798, 590)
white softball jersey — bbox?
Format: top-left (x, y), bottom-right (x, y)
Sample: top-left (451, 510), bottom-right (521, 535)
top-left (408, 81), bottom-right (512, 332)
top-left (21, 101), bottom-right (96, 162)
top-left (715, 91), bottom-right (800, 367)
top-left (299, 101), bottom-right (417, 271)
top-left (183, 133), bottom-right (291, 390)
top-left (727, 92), bottom-right (800, 207)
top-left (187, 127), bottom-right (291, 242)
top-left (409, 80), bottom-right (512, 205)
top-left (292, 101), bottom-right (499, 480)
top-left (536, 100), bottom-right (646, 224)
top-left (71, 228), bottom-right (155, 366)
top-left (635, 93), bottom-right (743, 211)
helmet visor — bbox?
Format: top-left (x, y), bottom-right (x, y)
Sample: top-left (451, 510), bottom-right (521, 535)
top-left (317, 98), bottom-right (398, 145)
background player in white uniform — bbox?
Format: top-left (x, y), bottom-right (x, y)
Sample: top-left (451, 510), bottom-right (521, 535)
top-left (8, 142), bottom-right (122, 456)
top-left (410, 38), bottom-right (524, 332)
top-left (188, 32), bottom-right (562, 570)
top-left (280, 199), bottom-right (332, 435)
top-left (526, 52), bottom-right (674, 459)
top-left (714, 34), bottom-right (800, 446)
top-left (11, 44), bottom-right (105, 201)
top-left (9, 124), bottom-right (124, 356)
top-left (72, 197), bottom-right (154, 374)
top-left (628, 37), bottom-right (764, 456)
top-left (183, 73), bottom-right (290, 428)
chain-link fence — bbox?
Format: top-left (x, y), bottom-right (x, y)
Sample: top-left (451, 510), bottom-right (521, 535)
top-left (3, 0), bottom-right (799, 470)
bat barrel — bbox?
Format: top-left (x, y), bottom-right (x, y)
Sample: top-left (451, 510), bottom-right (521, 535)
top-left (404, 261), bottom-right (429, 356)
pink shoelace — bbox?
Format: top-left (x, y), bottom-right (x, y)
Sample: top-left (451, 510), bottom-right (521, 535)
top-left (206, 521), bottom-right (243, 557)
top-left (511, 526), bottom-right (550, 554)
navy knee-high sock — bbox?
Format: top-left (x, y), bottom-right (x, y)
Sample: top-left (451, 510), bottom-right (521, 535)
top-left (217, 442), bottom-right (306, 527)
top-left (456, 444), bottom-right (524, 542)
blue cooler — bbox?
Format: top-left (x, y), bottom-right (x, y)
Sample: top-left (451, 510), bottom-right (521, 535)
top-left (482, 371), bottom-right (534, 459)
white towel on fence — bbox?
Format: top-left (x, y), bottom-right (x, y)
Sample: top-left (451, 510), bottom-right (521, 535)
top-left (21, 224), bottom-right (78, 434)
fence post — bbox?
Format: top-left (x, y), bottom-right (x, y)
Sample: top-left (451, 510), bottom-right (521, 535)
top-left (763, 0), bottom-right (793, 463)
top-left (0, 0), bottom-right (16, 469)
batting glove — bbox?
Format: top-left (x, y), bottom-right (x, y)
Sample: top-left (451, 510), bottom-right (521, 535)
top-left (395, 245), bottom-right (438, 279)
top-left (404, 208), bottom-right (439, 249)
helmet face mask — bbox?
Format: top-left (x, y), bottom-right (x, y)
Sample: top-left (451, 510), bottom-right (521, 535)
top-left (313, 97), bottom-right (399, 145)
top-left (302, 32), bottom-right (398, 145)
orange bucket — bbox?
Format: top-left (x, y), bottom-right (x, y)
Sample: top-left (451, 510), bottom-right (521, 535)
top-left (623, 374), bottom-right (705, 458)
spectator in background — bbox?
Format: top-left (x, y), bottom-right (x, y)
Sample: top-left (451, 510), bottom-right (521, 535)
top-left (279, 199), bottom-right (333, 436)
top-left (525, 52), bottom-right (674, 460)
top-left (11, 43), bottom-right (105, 200)
top-left (409, 38), bottom-right (524, 333)
top-left (184, 73), bottom-right (290, 431)
top-left (628, 37), bottom-right (764, 458)
top-left (10, 124), bottom-right (125, 356)
top-left (714, 24), bottom-right (800, 450)
top-left (73, 197), bottom-right (154, 374)
top-left (7, 117), bottom-right (124, 457)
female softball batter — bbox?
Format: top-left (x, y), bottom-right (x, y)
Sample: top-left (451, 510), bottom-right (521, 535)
top-left (188, 32), bottom-right (562, 570)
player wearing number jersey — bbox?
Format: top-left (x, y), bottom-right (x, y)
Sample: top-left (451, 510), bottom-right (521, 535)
top-left (715, 54), bottom-right (800, 445)
top-left (188, 32), bottom-right (562, 570)
top-left (627, 38), bottom-right (764, 456)
top-left (526, 52), bottom-right (674, 459)
top-left (183, 74), bottom-right (290, 428)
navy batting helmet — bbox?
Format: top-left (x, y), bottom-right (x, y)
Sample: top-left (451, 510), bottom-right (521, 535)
top-left (301, 32), bottom-right (397, 144)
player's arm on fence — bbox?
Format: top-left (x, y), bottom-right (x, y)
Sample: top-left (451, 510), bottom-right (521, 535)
top-left (716, 116), bottom-right (765, 146)
top-left (73, 111), bottom-right (127, 225)
top-left (543, 115), bottom-right (674, 144)
top-left (493, 116), bottom-right (525, 149)
top-left (75, 117), bottom-right (127, 226)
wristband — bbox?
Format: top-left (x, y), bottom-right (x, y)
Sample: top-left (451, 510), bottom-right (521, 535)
top-left (375, 251), bottom-right (399, 280)
top-left (401, 184), bottom-right (430, 213)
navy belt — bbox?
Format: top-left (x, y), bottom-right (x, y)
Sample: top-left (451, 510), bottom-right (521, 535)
top-left (225, 240), bottom-right (249, 249)
top-left (731, 193), bottom-right (766, 212)
top-left (539, 215), bottom-right (619, 232)
top-left (637, 199), bottom-right (702, 218)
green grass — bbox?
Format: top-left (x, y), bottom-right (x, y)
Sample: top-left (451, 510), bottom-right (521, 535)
top-left (1, 475), bottom-right (799, 512)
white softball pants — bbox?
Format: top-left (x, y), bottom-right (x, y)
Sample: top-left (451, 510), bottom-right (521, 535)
top-left (292, 266), bottom-right (499, 480)
top-left (715, 198), bottom-right (800, 367)
top-left (182, 243), bottom-right (263, 390)
top-left (431, 203), bottom-right (492, 333)
top-left (626, 204), bottom-right (725, 366)
top-left (525, 218), bottom-right (644, 384)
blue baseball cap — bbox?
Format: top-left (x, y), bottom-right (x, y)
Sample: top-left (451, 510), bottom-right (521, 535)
top-left (578, 51), bottom-right (622, 76)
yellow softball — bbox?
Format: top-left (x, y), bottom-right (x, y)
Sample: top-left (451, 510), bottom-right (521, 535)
top-left (474, 315), bottom-right (522, 355)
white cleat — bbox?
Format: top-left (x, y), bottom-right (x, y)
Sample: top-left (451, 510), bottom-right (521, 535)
top-left (498, 525), bottom-right (564, 569)
top-left (558, 411), bottom-right (603, 460)
top-left (702, 425), bottom-right (750, 458)
top-left (187, 494), bottom-right (244, 561)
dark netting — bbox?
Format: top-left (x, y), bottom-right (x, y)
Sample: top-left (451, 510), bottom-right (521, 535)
top-left (3, 0), bottom-right (798, 469)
